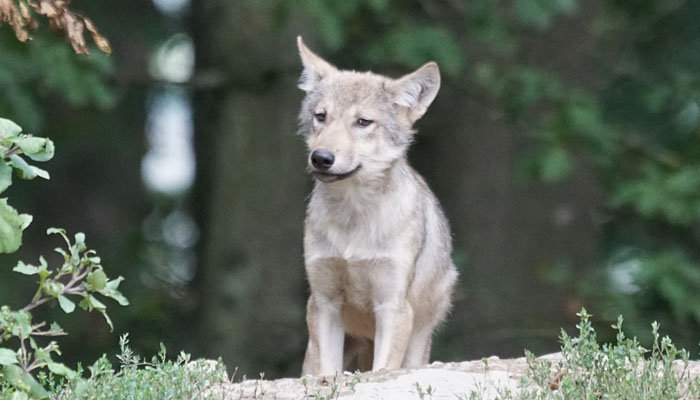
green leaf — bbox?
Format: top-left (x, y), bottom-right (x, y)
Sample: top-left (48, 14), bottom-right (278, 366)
top-left (11, 391), bottom-right (29, 400)
top-left (0, 118), bottom-right (22, 139)
top-left (13, 261), bottom-right (38, 275)
top-left (0, 348), bottom-right (18, 365)
top-left (0, 198), bottom-right (29, 254)
top-left (47, 227), bottom-right (71, 249)
top-left (31, 138), bottom-right (53, 162)
top-left (46, 227), bottom-right (66, 235)
top-left (102, 289), bottom-right (129, 306)
top-left (74, 232), bottom-right (86, 251)
top-left (87, 270), bottom-right (107, 291)
top-left (54, 247), bottom-right (69, 262)
top-left (47, 361), bottom-right (77, 379)
top-left (0, 161), bottom-right (11, 194)
top-left (100, 310), bottom-right (114, 332)
top-left (15, 136), bottom-right (46, 154)
top-left (8, 154), bottom-right (37, 180)
top-left (2, 364), bottom-right (50, 399)
top-left (71, 379), bottom-right (90, 397)
top-left (58, 295), bottom-right (76, 313)
top-left (88, 295), bottom-right (106, 311)
top-left (104, 276), bottom-right (124, 292)
top-left (25, 138), bottom-right (54, 162)
top-left (18, 213), bottom-right (31, 230)
top-left (9, 311), bottom-right (32, 339)
top-left (30, 165), bottom-right (49, 180)
top-left (101, 276), bottom-right (129, 306)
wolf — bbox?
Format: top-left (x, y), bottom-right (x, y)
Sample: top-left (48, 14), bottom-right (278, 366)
top-left (296, 36), bottom-right (458, 376)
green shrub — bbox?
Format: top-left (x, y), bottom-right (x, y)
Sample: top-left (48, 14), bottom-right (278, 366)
top-left (470, 309), bottom-right (700, 399)
top-left (57, 335), bottom-right (229, 400)
top-left (0, 117), bottom-right (127, 399)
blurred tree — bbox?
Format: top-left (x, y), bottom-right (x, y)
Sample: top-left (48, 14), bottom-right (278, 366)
top-left (191, 0), bottom-right (310, 377)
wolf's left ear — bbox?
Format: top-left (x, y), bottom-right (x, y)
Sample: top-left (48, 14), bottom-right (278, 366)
top-left (297, 36), bottom-right (337, 92)
top-left (391, 62), bottom-right (441, 122)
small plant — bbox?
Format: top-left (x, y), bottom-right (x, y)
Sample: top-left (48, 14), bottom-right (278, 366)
top-left (465, 308), bottom-right (700, 399)
top-left (253, 372), bottom-right (266, 398)
top-left (310, 373), bottom-right (342, 400)
top-left (415, 381), bottom-right (435, 400)
top-left (57, 335), bottom-right (230, 399)
top-left (346, 370), bottom-right (363, 392)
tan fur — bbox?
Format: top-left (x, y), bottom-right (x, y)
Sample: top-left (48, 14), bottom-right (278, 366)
top-left (297, 37), bottom-right (458, 376)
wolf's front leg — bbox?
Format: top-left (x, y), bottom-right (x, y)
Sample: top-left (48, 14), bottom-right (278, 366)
top-left (372, 301), bottom-right (414, 370)
top-left (308, 295), bottom-right (345, 375)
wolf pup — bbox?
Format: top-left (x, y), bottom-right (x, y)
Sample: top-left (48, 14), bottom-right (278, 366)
top-left (297, 36), bottom-right (458, 376)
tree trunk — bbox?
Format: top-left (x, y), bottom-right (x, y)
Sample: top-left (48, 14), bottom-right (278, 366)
top-left (191, 2), bottom-right (310, 377)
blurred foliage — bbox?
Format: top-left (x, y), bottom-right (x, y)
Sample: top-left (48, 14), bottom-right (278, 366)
top-left (289, 0), bottom-right (700, 345)
top-left (0, 29), bottom-right (113, 132)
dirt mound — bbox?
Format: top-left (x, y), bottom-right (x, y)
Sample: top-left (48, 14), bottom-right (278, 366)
top-left (204, 353), bottom-right (700, 399)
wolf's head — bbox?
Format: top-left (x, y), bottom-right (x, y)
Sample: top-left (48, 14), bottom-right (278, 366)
top-left (296, 37), bottom-right (440, 184)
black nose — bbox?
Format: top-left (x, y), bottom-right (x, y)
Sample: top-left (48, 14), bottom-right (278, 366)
top-left (311, 150), bottom-right (335, 170)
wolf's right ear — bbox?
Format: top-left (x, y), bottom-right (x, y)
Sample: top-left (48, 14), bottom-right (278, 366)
top-left (390, 62), bottom-right (441, 123)
top-left (297, 36), bottom-right (337, 92)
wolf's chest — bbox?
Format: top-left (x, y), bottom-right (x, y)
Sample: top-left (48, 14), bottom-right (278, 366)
top-left (337, 259), bottom-right (375, 310)
top-left (323, 220), bottom-right (391, 260)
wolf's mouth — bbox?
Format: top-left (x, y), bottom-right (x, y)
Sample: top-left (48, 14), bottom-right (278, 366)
top-left (312, 165), bottom-right (362, 183)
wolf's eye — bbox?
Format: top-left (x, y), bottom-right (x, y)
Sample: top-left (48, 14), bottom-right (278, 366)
top-left (357, 118), bottom-right (373, 127)
top-left (314, 111), bottom-right (326, 123)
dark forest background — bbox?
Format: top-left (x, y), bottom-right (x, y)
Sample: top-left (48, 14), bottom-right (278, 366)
top-left (1, 0), bottom-right (699, 379)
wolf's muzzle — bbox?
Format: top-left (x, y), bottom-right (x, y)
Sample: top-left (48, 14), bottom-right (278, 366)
top-left (312, 164), bottom-right (361, 183)
top-left (311, 149), bottom-right (335, 170)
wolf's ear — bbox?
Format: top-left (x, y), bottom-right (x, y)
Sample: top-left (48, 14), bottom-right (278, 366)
top-left (391, 62), bottom-right (441, 122)
top-left (297, 36), bottom-right (337, 92)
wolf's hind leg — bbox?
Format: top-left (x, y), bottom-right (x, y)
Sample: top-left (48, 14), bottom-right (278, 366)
top-left (402, 326), bottom-right (433, 368)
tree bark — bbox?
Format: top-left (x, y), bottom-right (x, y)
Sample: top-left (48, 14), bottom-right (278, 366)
top-left (191, 1), bottom-right (310, 377)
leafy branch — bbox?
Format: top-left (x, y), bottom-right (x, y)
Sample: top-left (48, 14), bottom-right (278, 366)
top-left (0, 228), bottom-right (129, 398)
top-left (0, 228), bottom-right (129, 399)
top-left (0, 117), bottom-right (128, 399)
top-left (1, 117), bottom-right (53, 254)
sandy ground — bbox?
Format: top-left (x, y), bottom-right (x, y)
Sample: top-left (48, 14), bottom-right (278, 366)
top-left (204, 353), bottom-right (700, 399)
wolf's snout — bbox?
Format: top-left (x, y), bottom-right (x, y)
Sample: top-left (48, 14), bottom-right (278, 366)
top-left (311, 149), bottom-right (335, 170)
